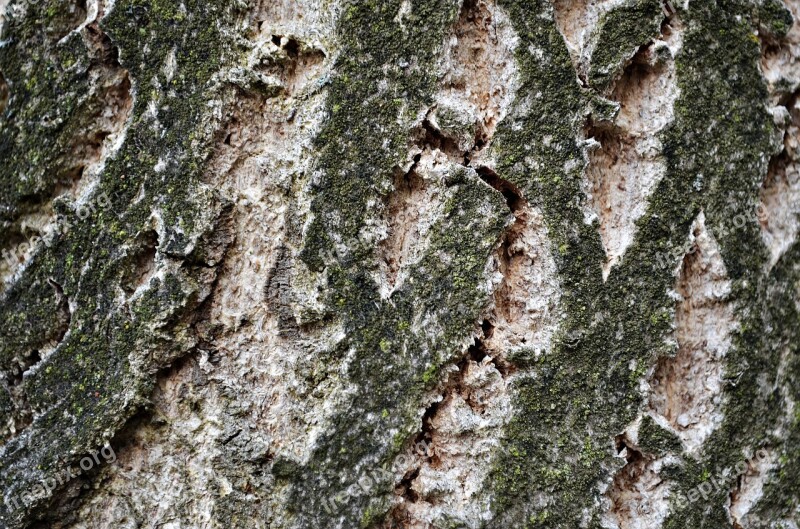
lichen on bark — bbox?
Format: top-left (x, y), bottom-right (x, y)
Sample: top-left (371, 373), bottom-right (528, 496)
top-left (0, 0), bottom-right (798, 528)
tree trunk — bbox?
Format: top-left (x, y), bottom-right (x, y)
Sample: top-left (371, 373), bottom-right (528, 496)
top-left (0, 0), bottom-right (798, 527)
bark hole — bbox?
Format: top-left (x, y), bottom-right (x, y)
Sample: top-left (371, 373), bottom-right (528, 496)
top-left (254, 33), bottom-right (326, 96)
top-left (122, 230), bottom-right (158, 297)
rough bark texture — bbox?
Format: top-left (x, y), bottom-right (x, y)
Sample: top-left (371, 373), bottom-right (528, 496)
top-left (0, 0), bottom-right (799, 528)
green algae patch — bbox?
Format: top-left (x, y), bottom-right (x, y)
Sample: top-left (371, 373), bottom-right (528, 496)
top-left (638, 415), bottom-right (682, 457)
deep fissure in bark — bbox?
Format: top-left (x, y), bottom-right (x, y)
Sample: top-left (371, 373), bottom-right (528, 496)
top-left (382, 157), bottom-right (528, 527)
top-left (121, 230), bottom-right (159, 296)
top-left (378, 158), bottom-right (429, 293)
top-left (477, 166), bottom-right (524, 213)
top-left (648, 213), bottom-right (734, 451)
top-left (605, 428), bottom-right (672, 529)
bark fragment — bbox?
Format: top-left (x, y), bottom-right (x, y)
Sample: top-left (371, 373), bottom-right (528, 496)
top-left (649, 213), bottom-right (735, 453)
top-left (583, 14), bottom-right (682, 279)
top-left (604, 430), bottom-right (674, 529)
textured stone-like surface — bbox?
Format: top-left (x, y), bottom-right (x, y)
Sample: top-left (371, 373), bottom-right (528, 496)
top-left (0, 0), bottom-right (798, 528)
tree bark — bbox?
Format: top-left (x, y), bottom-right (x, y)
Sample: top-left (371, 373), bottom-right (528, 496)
top-left (0, 0), bottom-right (799, 528)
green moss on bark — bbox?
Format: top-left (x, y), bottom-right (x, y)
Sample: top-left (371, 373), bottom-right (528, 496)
top-left (588, 0), bottom-right (664, 91)
top-left (482, 0), bottom-right (793, 527)
top-left (285, 2), bottom-right (515, 525)
top-left (0, 0), bottom-right (241, 526)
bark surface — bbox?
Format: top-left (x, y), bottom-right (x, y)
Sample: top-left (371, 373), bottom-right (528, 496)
top-left (0, 0), bottom-right (799, 528)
